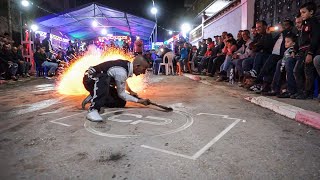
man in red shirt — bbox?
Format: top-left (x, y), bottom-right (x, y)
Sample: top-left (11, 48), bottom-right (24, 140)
top-left (197, 38), bottom-right (215, 74)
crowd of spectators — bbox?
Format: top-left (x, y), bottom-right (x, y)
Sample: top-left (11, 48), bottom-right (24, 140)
top-left (151, 1), bottom-right (320, 101)
top-left (0, 33), bottom-right (31, 81)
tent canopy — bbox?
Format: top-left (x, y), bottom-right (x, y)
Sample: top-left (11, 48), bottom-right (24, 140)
top-left (36, 3), bottom-right (156, 41)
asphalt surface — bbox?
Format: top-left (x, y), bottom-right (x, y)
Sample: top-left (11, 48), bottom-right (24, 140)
top-left (0, 75), bottom-right (319, 179)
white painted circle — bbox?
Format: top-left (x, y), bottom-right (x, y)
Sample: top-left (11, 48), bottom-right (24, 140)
top-left (84, 109), bottom-right (193, 138)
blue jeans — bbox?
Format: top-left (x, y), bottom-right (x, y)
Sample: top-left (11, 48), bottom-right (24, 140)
top-left (42, 61), bottom-right (58, 74)
top-left (221, 55), bottom-right (232, 72)
top-left (285, 57), bottom-right (298, 94)
top-left (242, 57), bottom-right (254, 73)
top-left (252, 53), bottom-right (271, 74)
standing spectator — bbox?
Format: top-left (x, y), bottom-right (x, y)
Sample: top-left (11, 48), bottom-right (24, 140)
top-left (134, 37), bottom-right (143, 55)
top-left (34, 33), bottom-right (41, 50)
top-left (42, 33), bottom-right (53, 58)
top-left (292, 2), bottom-right (320, 99)
top-left (66, 41), bottom-right (75, 56)
top-left (177, 43), bottom-right (189, 76)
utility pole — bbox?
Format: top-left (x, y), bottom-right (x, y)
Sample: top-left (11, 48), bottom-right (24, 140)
top-left (7, 0), bottom-right (12, 38)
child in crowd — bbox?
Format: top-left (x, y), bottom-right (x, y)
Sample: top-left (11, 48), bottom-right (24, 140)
top-left (292, 2), bottom-right (320, 99)
top-left (216, 39), bottom-right (238, 81)
top-left (177, 43), bottom-right (189, 76)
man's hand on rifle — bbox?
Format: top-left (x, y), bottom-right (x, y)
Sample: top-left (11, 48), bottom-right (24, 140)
top-left (138, 99), bottom-right (151, 106)
top-left (130, 91), bottom-right (138, 97)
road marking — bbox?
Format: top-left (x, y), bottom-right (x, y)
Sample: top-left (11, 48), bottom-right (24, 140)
top-left (191, 117), bottom-right (241, 159)
top-left (50, 111), bottom-right (86, 127)
top-left (141, 145), bottom-right (194, 160)
top-left (84, 109), bottom-right (193, 138)
top-left (141, 113), bottom-right (243, 160)
top-left (40, 106), bottom-right (74, 115)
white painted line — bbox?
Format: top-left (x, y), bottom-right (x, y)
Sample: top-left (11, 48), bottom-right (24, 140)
top-left (41, 106), bottom-right (74, 115)
top-left (50, 111), bottom-right (86, 127)
top-left (141, 113), bottom-right (243, 160)
top-left (192, 118), bottom-right (240, 159)
top-left (50, 121), bottom-right (71, 127)
top-left (141, 145), bottom-right (195, 160)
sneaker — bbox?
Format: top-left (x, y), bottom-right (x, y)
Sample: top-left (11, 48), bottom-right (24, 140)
top-left (11, 76), bottom-right (18, 81)
top-left (296, 93), bottom-right (313, 100)
top-left (245, 70), bottom-right (257, 78)
top-left (249, 84), bottom-right (261, 91)
top-left (86, 109), bottom-right (103, 122)
top-left (216, 76), bottom-right (228, 82)
top-left (25, 73), bottom-right (30, 78)
top-left (277, 92), bottom-right (294, 98)
top-left (261, 91), bottom-right (278, 96)
top-left (290, 92), bottom-right (301, 99)
top-left (82, 94), bottom-right (92, 110)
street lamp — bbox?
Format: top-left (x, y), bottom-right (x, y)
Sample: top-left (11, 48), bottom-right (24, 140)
top-left (21, 0), bottom-right (30, 7)
top-left (181, 23), bottom-right (191, 38)
top-left (101, 28), bottom-right (107, 35)
top-left (92, 20), bottom-right (98, 27)
top-left (151, 7), bottom-right (158, 15)
top-left (168, 30), bottom-right (173, 35)
top-left (30, 24), bottom-right (38, 31)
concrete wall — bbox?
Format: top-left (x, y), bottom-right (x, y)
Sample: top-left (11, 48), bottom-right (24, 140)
top-left (203, 6), bottom-right (242, 38)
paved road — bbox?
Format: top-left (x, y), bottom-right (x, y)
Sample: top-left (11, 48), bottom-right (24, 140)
top-left (0, 76), bottom-right (319, 179)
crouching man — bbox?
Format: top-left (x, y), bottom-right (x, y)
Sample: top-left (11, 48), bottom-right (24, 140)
top-left (83, 55), bottom-right (150, 122)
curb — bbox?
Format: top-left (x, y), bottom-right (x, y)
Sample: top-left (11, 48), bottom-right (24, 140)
top-left (183, 73), bottom-right (320, 130)
top-left (247, 96), bottom-right (320, 130)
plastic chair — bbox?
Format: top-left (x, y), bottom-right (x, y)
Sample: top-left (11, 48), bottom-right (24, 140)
top-left (36, 65), bottom-right (48, 77)
top-left (158, 52), bottom-right (175, 75)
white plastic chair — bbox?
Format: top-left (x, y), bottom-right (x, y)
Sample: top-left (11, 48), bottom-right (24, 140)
top-left (158, 52), bottom-right (175, 75)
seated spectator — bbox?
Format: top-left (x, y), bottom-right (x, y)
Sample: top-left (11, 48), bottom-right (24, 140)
top-left (0, 44), bottom-right (18, 80)
top-left (252, 20), bottom-right (295, 92)
top-left (197, 38), bottom-right (215, 74)
top-left (12, 46), bottom-right (31, 77)
top-left (216, 39), bottom-right (238, 82)
top-left (236, 30), bottom-right (245, 49)
top-left (34, 46), bottom-right (58, 76)
top-left (207, 33), bottom-right (233, 77)
top-left (263, 34), bottom-right (297, 98)
top-left (153, 46), bottom-right (172, 74)
top-left (231, 30), bottom-right (253, 81)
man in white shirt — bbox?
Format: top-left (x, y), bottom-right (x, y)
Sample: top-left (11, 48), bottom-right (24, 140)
top-left (83, 55), bottom-right (151, 122)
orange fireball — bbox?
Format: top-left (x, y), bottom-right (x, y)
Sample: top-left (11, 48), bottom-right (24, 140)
top-left (57, 46), bottom-right (146, 95)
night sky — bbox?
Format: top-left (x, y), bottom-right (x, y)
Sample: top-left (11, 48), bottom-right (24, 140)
top-left (76, 0), bottom-right (188, 41)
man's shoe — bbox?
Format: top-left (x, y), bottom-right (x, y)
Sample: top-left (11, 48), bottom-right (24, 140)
top-left (216, 76), bottom-right (227, 82)
top-left (244, 70), bottom-right (257, 78)
top-left (277, 92), bottom-right (293, 98)
top-left (261, 91), bottom-right (278, 96)
top-left (11, 76), bottom-right (18, 81)
top-left (25, 73), bottom-right (30, 77)
top-left (86, 110), bottom-right (103, 122)
top-left (290, 92), bottom-right (301, 99)
top-left (82, 94), bottom-right (92, 110)
top-left (295, 93), bottom-right (312, 100)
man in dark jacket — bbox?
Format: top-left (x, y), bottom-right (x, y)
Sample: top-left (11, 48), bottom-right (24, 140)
top-left (0, 44), bottom-right (18, 80)
top-left (42, 33), bottom-right (53, 57)
top-left (244, 20), bottom-right (275, 79)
